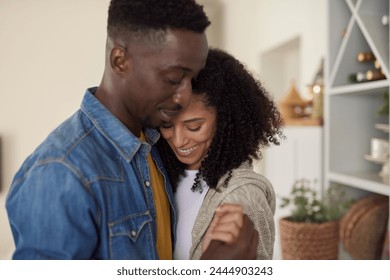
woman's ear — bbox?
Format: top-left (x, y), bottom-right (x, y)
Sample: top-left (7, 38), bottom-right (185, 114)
top-left (110, 46), bottom-right (130, 75)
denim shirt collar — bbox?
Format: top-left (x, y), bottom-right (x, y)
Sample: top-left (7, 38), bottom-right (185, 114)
top-left (80, 87), bottom-right (160, 162)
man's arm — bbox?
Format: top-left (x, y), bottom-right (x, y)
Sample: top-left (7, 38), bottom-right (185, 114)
top-left (6, 163), bottom-right (98, 259)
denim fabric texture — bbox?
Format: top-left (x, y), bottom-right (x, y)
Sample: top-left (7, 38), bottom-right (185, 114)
top-left (6, 88), bottom-right (176, 259)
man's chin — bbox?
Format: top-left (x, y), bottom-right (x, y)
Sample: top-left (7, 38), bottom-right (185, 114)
top-left (141, 117), bottom-right (160, 130)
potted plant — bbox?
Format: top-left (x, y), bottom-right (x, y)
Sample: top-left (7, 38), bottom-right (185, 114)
top-left (279, 178), bottom-right (353, 260)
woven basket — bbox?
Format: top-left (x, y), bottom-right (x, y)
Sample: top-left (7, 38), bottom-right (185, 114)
top-left (279, 218), bottom-right (339, 260)
top-left (340, 195), bottom-right (389, 259)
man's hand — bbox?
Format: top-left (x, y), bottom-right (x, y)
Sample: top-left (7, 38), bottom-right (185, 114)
top-left (202, 204), bottom-right (244, 252)
top-left (201, 210), bottom-right (258, 260)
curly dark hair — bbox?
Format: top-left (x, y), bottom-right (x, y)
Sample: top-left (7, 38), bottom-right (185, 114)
top-left (107, 0), bottom-right (210, 44)
top-left (156, 48), bottom-right (284, 191)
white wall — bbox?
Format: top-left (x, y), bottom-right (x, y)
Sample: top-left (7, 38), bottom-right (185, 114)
top-left (201, 0), bottom-right (326, 100)
top-left (257, 0), bottom-right (326, 99)
top-left (198, 0), bottom-right (261, 73)
top-left (0, 0), bottom-right (110, 259)
top-left (218, 0), bottom-right (261, 72)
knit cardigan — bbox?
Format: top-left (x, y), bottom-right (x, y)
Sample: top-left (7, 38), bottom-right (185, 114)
top-left (189, 162), bottom-right (276, 259)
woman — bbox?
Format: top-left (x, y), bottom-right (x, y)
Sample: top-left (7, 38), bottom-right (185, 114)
top-left (157, 48), bottom-right (284, 259)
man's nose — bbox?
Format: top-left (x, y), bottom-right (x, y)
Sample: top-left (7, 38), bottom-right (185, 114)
top-left (173, 79), bottom-right (192, 109)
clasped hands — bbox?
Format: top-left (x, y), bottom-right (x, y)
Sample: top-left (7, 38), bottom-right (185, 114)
top-left (201, 204), bottom-right (258, 260)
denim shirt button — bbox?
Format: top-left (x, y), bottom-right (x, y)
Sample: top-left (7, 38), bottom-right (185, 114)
top-left (144, 181), bottom-right (150, 187)
top-left (131, 230), bottom-right (137, 238)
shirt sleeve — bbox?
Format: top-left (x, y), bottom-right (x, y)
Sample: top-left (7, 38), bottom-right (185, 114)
top-left (220, 184), bottom-right (275, 260)
top-left (6, 161), bottom-right (99, 259)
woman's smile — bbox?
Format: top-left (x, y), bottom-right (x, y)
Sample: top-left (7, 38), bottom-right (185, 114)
top-left (177, 145), bottom-right (198, 155)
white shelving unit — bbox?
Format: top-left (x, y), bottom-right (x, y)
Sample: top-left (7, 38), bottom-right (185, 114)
top-left (325, 0), bottom-right (390, 259)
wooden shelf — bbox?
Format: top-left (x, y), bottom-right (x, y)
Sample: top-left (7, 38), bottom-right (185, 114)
top-left (283, 118), bottom-right (323, 126)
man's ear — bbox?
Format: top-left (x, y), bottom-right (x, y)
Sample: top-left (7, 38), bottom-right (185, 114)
top-left (110, 46), bottom-right (130, 75)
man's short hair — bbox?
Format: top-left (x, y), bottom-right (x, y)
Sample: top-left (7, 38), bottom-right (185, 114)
top-left (107, 0), bottom-right (210, 44)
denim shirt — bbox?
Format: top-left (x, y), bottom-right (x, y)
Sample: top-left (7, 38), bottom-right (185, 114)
top-left (6, 88), bottom-right (176, 259)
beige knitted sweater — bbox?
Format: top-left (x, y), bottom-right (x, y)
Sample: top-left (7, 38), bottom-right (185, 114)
top-left (189, 162), bottom-right (276, 260)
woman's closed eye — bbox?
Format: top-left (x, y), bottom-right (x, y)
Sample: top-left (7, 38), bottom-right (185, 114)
top-left (187, 125), bottom-right (201, 132)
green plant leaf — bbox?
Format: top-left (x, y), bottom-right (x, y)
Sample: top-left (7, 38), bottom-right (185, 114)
top-left (279, 179), bottom-right (354, 223)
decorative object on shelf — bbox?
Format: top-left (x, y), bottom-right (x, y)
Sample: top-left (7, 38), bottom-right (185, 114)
top-left (340, 194), bottom-right (389, 259)
top-left (364, 155), bottom-right (389, 180)
top-left (349, 72), bottom-right (366, 83)
top-left (310, 85), bottom-right (323, 122)
top-left (364, 154), bottom-right (389, 180)
top-left (308, 58), bottom-right (324, 123)
top-left (279, 179), bottom-right (354, 260)
top-left (349, 51), bottom-right (386, 84)
top-left (366, 69), bottom-right (386, 81)
top-left (382, 15), bottom-right (389, 26)
top-left (370, 138), bottom-right (389, 161)
top-left (278, 80), bottom-right (314, 125)
top-left (349, 69), bottom-right (386, 83)
top-left (374, 59), bottom-right (381, 69)
top-left (357, 51), bottom-right (375, 62)
top-left (364, 125), bottom-right (389, 181)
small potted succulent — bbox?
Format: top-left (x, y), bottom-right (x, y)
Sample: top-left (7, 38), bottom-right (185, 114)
top-left (279, 178), bottom-right (353, 260)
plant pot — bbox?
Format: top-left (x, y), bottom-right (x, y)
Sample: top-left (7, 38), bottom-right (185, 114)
top-left (279, 217), bottom-right (340, 260)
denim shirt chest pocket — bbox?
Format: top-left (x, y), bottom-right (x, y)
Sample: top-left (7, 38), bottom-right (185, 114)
top-left (108, 211), bottom-right (156, 259)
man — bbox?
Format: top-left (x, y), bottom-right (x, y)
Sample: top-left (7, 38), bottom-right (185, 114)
top-left (6, 0), bottom-right (257, 259)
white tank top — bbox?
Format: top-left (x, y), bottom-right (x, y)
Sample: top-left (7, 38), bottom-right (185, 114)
top-left (173, 170), bottom-right (209, 260)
